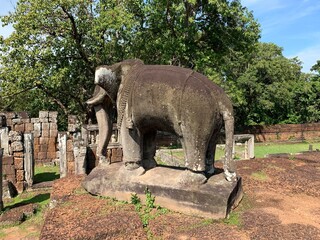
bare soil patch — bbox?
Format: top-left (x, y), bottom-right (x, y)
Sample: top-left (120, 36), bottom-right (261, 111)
top-left (1, 152), bottom-right (319, 239)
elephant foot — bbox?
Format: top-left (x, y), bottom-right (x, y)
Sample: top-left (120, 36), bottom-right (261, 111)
top-left (224, 170), bottom-right (237, 182)
top-left (205, 165), bottom-right (215, 177)
top-left (141, 158), bottom-right (157, 170)
top-left (124, 162), bottom-right (146, 176)
top-left (177, 170), bottom-right (207, 187)
top-left (99, 156), bottom-right (110, 166)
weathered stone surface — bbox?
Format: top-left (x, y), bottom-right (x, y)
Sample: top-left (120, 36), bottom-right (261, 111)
top-left (11, 141), bottom-right (23, 152)
top-left (33, 122), bottom-right (42, 137)
top-left (39, 111), bottom-right (49, 119)
top-left (14, 123), bottom-right (25, 132)
top-left (58, 133), bottom-right (67, 178)
top-left (24, 133), bottom-right (34, 187)
top-left (8, 131), bottom-right (22, 142)
top-left (16, 170), bottom-right (24, 182)
top-left (31, 118), bottom-right (40, 123)
top-left (2, 180), bottom-right (17, 198)
top-left (83, 164), bottom-right (243, 219)
top-left (24, 123), bottom-right (34, 132)
top-left (74, 146), bottom-right (87, 175)
top-left (0, 149), bottom-right (3, 210)
top-left (38, 152), bottom-right (47, 160)
top-left (14, 157), bottom-right (24, 170)
top-left (0, 127), bottom-right (10, 155)
top-left (2, 156), bottom-right (13, 165)
top-left (3, 165), bottom-right (15, 175)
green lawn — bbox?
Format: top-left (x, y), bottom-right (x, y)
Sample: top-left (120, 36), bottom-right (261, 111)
top-left (34, 164), bottom-right (60, 184)
top-left (165, 141), bottom-right (320, 160)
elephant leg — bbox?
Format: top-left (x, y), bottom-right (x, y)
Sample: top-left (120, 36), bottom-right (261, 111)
top-left (177, 132), bottom-right (208, 186)
top-left (120, 119), bottom-right (144, 173)
top-left (142, 130), bottom-right (157, 170)
top-left (205, 134), bottom-right (218, 176)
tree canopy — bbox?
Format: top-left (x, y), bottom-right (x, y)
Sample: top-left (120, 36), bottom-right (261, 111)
top-left (1, 0), bottom-right (319, 129)
top-left (0, 0), bottom-right (260, 128)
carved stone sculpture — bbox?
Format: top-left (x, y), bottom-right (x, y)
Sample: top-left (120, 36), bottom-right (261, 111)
top-left (87, 59), bottom-right (236, 182)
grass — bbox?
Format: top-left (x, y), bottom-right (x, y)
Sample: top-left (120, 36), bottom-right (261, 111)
top-left (251, 170), bottom-right (269, 181)
top-left (0, 191), bottom-right (51, 238)
top-left (34, 164), bottom-right (60, 183)
top-left (162, 141), bottom-right (320, 161)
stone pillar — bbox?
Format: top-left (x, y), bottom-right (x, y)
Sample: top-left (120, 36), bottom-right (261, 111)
top-left (0, 148), bottom-right (3, 210)
top-left (58, 133), bottom-right (67, 178)
top-left (74, 146), bottom-right (87, 175)
top-left (248, 135), bottom-right (255, 159)
top-left (24, 133), bottom-right (34, 187)
top-left (0, 127), bottom-right (10, 155)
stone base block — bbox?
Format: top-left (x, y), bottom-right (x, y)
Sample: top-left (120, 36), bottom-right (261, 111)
top-left (83, 163), bottom-right (243, 219)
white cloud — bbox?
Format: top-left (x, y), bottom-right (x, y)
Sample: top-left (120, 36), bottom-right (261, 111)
top-left (287, 44), bottom-right (320, 72)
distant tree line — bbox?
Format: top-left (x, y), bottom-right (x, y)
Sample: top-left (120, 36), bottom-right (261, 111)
top-left (0, 0), bottom-right (319, 130)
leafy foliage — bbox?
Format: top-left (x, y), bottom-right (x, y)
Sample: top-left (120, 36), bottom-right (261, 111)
top-left (0, 0), bottom-right (260, 129)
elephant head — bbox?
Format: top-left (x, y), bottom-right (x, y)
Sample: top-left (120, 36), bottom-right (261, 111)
top-left (86, 59), bottom-right (144, 164)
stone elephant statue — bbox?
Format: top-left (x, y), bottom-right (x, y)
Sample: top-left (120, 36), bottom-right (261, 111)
top-left (87, 59), bottom-right (236, 182)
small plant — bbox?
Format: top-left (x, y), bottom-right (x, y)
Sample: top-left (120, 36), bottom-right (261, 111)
top-left (145, 188), bottom-right (155, 210)
top-left (131, 189), bottom-right (169, 229)
top-left (130, 193), bottom-right (142, 211)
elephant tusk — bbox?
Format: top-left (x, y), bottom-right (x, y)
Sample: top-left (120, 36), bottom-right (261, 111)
top-left (86, 86), bottom-right (108, 106)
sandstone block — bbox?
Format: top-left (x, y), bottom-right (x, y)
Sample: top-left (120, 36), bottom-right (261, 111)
top-left (33, 122), bottom-right (42, 137)
top-left (6, 112), bottom-right (16, 119)
top-left (40, 137), bottom-right (49, 145)
top-left (40, 144), bottom-right (48, 152)
top-left (14, 157), bottom-right (24, 170)
top-left (13, 152), bottom-right (24, 158)
top-left (34, 137), bottom-right (40, 145)
top-left (49, 123), bottom-right (58, 130)
top-left (42, 123), bottom-right (50, 130)
top-left (15, 181), bottom-right (24, 193)
top-left (3, 165), bottom-right (15, 175)
top-left (31, 118), bottom-right (40, 123)
top-left (25, 123), bottom-right (34, 132)
top-left (67, 139), bottom-right (73, 152)
top-left (5, 174), bottom-right (16, 184)
top-left (17, 111), bottom-right (29, 119)
top-left (47, 151), bottom-right (57, 159)
top-left (12, 118), bottom-right (22, 124)
top-left (39, 111), bottom-right (49, 119)
top-left (38, 152), bottom-right (47, 160)
top-left (42, 130), bottom-right (49, 137)
top-left (11, 141), bottom-right (23, 152)
top-left (3, 156), bottom-right (14, 165)
top-left (67, 161), bottom-right (75, 174)
top-left (50, 130), bottom-right (58, 137)
top-left (9, 131), bottom-right (22, 142)
top-left (48, 142), bottom-right (56, 152)
top-left (67, 151), bottom-right (74, 162)
top-left (21, 118), bottom-right (30, 123)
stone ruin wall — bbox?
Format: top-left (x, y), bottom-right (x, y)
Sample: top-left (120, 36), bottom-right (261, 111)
top-left (0, 111), bottom-right (58, 192)
top-left (243, 123), bottom-right (320, 142)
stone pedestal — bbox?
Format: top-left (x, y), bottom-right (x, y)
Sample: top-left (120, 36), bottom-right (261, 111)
top-left (83, 163), bottom-right (243, 219)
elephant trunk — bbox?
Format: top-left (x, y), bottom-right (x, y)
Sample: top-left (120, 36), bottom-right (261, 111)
top-left (94, 103), bottom-right (113, 164)
top-left (223, 111), bottom-right (237, 181)
top-left (87, 85), bottom-right (113, 164)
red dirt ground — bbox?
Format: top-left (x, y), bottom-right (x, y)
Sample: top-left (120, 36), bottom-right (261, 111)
top-left (2, 152), bottom-right (320, 239)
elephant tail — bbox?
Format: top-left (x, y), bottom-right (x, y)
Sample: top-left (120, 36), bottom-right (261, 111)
top-left (220, 102), bottom-right (237, 181)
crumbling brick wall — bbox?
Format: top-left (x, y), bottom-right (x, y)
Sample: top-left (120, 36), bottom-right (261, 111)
top-left (243, 123), bottom-right (320, 142)
top-left (0, 111), bottom-right (58, 164)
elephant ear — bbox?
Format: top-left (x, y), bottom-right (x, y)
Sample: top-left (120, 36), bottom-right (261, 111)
top-left (94, 63), bottom-right (121, 103)
top-left (120, 59), bottom-right (144, 78)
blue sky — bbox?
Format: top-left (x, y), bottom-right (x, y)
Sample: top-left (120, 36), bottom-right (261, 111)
top-left (1, 0), bottom-right (319, 72)
top-left (242, 0), bottom-right (320, 72)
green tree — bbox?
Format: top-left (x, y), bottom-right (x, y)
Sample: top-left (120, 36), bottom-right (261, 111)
top-left (230, 42), bottom-right (303, 127)
top-left (0, 0), bottom-right (260, 128)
